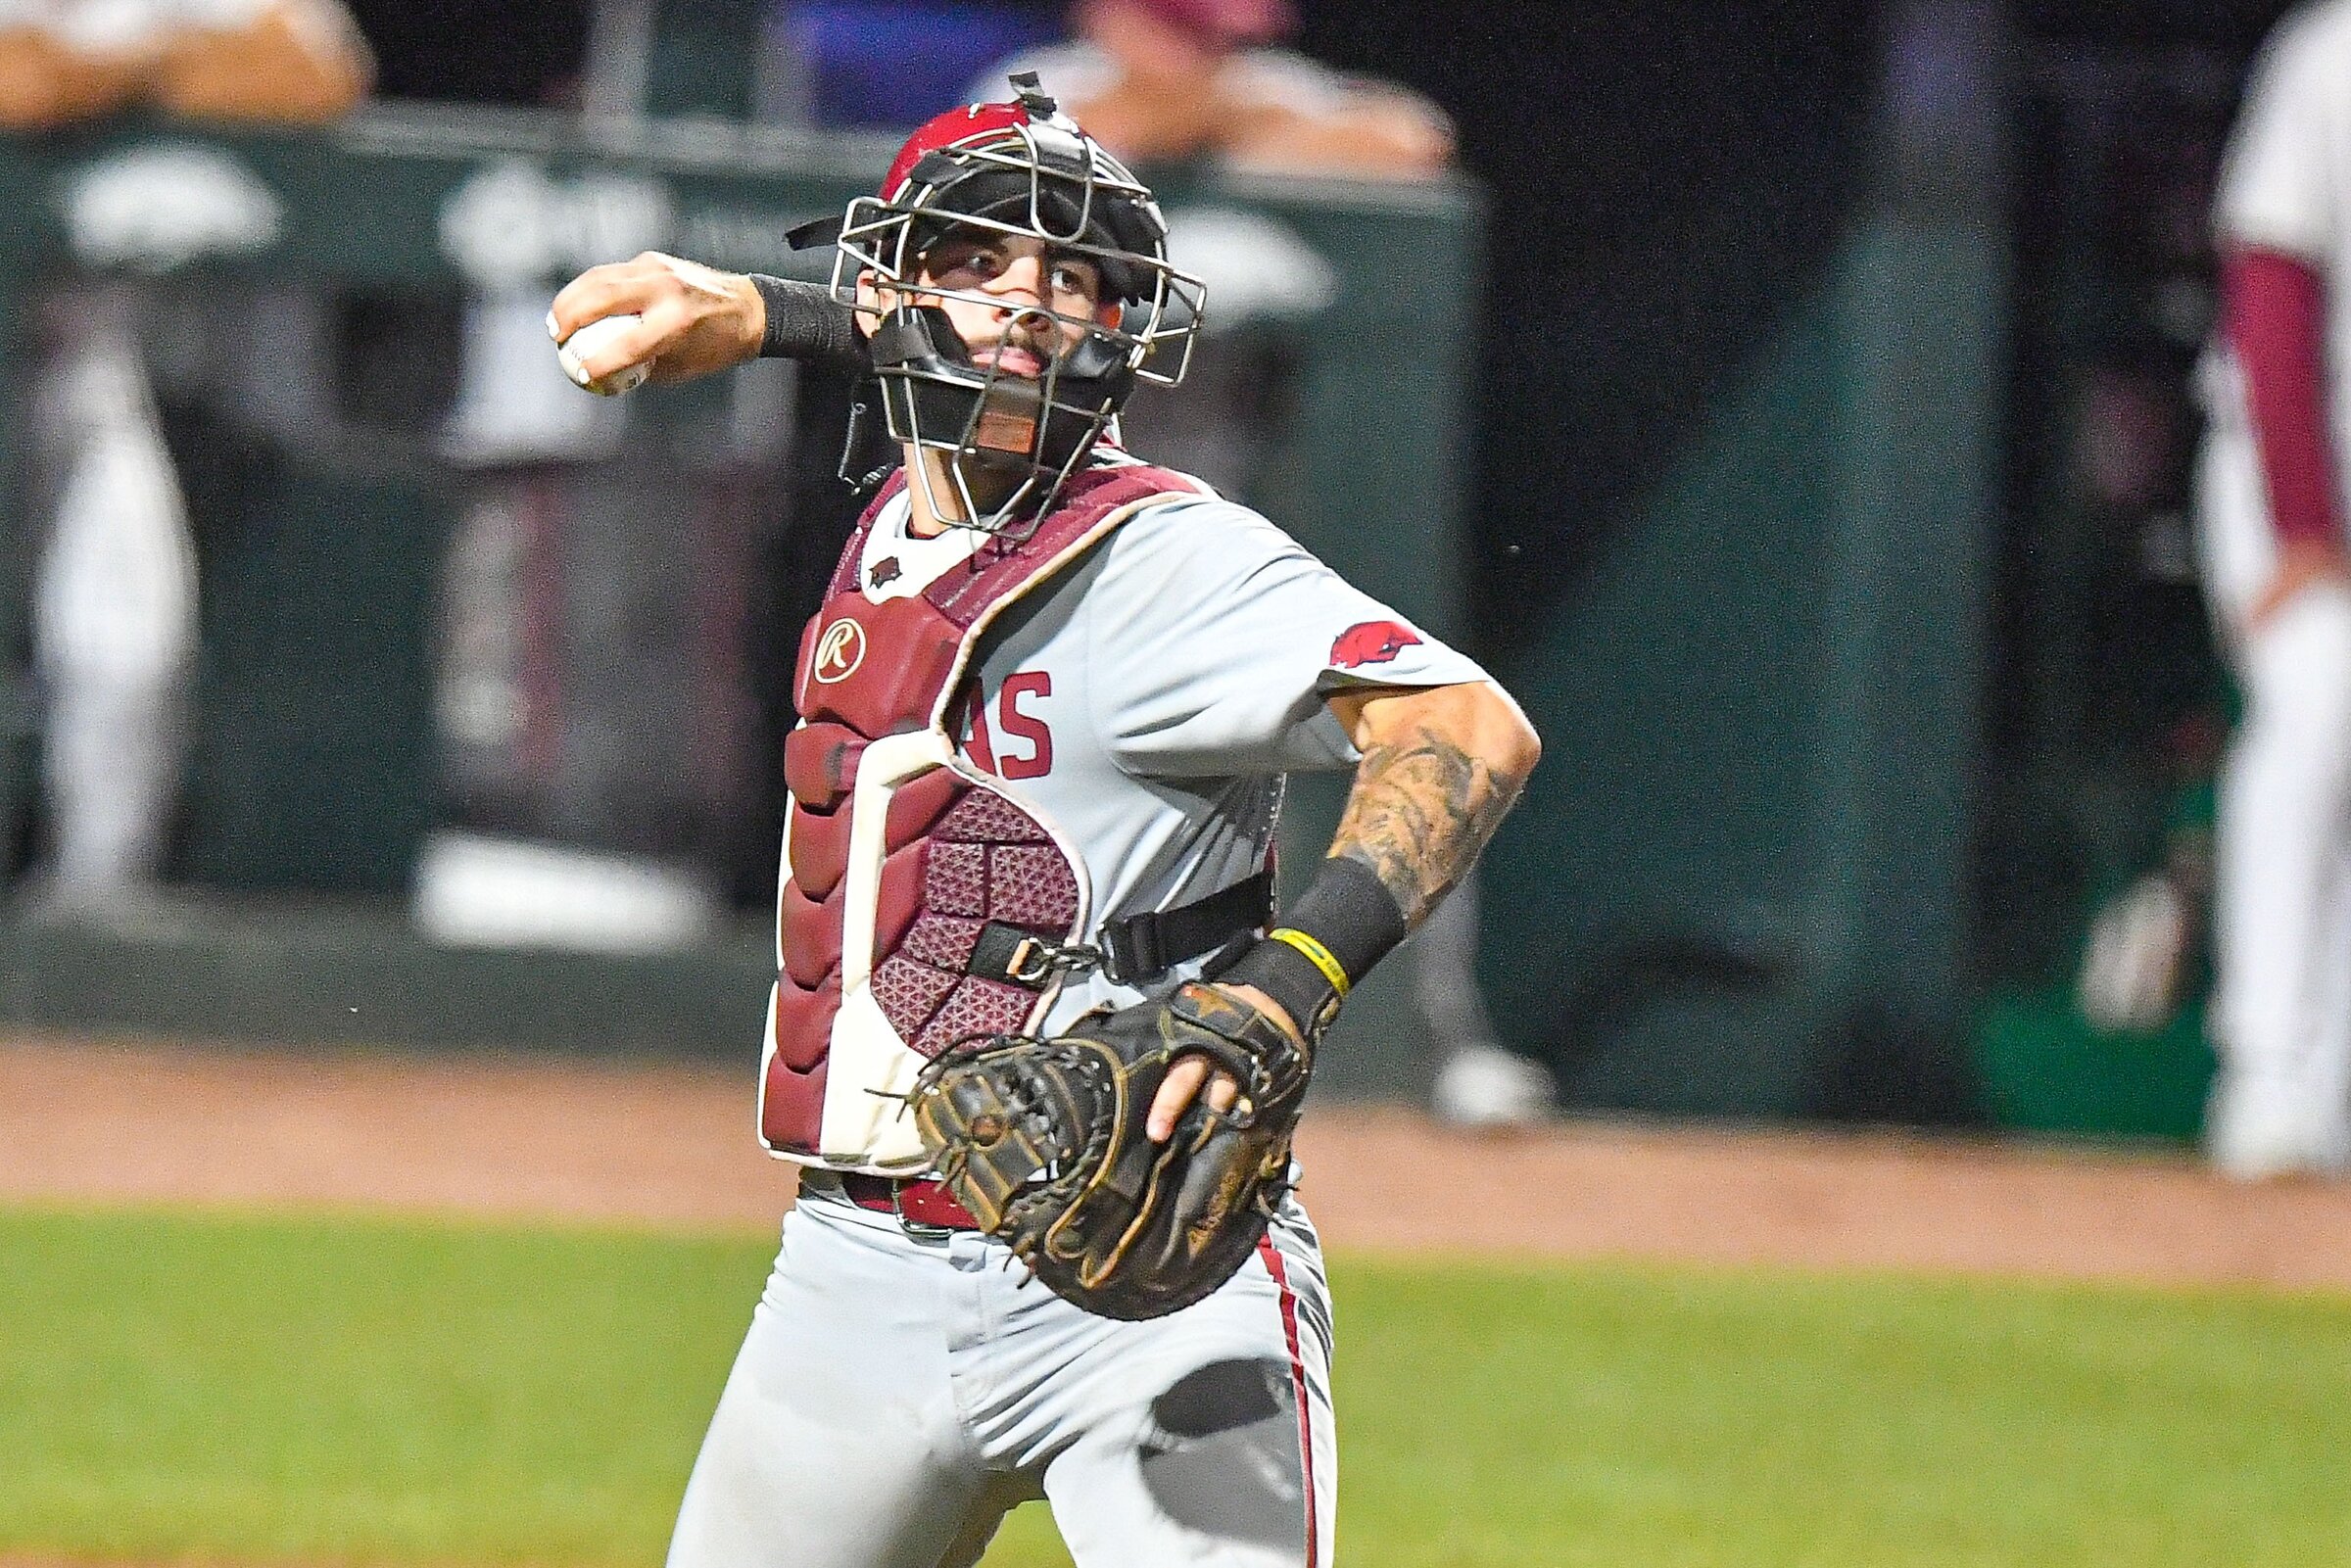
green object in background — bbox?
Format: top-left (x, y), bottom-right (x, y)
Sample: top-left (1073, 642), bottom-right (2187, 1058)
top-left (1974, 988), bottom-right (2216, 1143)
top-left (645, 0), bottom-right (765, 120)
top-left (179, 467), bottom-right (445, 894)
top-left (1480, 208), bottom-right (2005, 1121)
top-left (1476, 0), bottom-right (2011, 1122)
top-left (5, 1207), bottom-right (2349, 1567)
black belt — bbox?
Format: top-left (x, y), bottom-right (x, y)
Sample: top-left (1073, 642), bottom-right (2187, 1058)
top-left (966, 869), bottom-right (1273, 989)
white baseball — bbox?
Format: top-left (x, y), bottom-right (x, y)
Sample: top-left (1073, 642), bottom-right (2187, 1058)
top-left (555, 312), bottom-right (649, 396)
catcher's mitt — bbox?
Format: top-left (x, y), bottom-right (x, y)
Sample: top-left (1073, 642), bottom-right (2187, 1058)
top-left (910, 980), bottom-right (1313, 1320)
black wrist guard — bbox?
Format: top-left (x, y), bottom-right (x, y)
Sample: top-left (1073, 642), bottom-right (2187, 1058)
top-left (1217, 857), bottom-right (1409, 1039)
top-left (749, 274), bottom-right (866, 370)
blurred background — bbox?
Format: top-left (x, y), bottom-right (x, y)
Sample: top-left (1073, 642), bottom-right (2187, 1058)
top-left (0, 0), bottom-right (2313, 1152)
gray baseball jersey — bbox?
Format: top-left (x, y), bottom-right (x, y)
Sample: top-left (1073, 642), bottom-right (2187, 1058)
top-left (2199, 0), bottom-right (2351, 567)
top-left (855, 477), bottom-right (1492, 1034)
top-left (2210, 0), bottom-right (2351, 460)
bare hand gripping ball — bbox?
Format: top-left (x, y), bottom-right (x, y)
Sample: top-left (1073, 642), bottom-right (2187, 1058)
top-left (911, 981), bottom-right (1314, 1320)
top-left (554, 312), bottom-right (649, 395)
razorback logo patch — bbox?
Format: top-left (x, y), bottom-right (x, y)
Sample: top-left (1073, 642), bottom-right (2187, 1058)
top-left (869, 556), bottom-right (902, 589)
top-left (1330, 620), bottom-right (1421, 670)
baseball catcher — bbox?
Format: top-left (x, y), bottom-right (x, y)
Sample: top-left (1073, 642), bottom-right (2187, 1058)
top-left (550, 71), bottom-right (1538, 1568)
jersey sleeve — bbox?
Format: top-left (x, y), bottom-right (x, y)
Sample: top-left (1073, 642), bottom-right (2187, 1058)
top-left (2215, 7), bottom-right (2348, 263)
top-left (1081, 498), bottom-right (1493, 777)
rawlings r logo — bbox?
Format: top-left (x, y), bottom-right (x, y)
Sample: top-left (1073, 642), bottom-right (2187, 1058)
top-left (1329, 620), bottom-right (1421, 670)
top-left (812, 618), bottom-right (867, 684)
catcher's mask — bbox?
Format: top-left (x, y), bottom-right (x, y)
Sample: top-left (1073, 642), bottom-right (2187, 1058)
top-left (790, 73), bottom-right (1206, 536)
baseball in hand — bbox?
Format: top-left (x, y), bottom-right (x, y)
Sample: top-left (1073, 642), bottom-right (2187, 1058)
top-left (554, 312), bottom-right (649, 396)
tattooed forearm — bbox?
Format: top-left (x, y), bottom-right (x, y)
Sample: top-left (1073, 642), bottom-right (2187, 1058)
top-left (1329, 721), bottom-right (1531, 927)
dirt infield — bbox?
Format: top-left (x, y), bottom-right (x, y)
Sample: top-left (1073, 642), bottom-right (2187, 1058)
top-left (8, 1031), bottom-right (2351, 1293)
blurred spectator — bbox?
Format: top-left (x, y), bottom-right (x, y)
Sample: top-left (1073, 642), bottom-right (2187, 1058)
top-left (982, 0), bottom-right (1452, 178)
top-left (6, 0), bottom-right (367, 913)
top-left (0, 0), bottom-right (370, 127)
top-left (2193, 0), bottom-right (2351, 1178)
top-left (760, 0), bottom-right (1050, 128)
top-left (28, 296), bottom-right (193, 912)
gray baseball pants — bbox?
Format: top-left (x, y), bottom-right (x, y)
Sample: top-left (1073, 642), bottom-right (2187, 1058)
top-left (664, 1173), bottom-right (1336, 1568)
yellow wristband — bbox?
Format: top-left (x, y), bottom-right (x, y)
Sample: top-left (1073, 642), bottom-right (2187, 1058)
top-left (1268, 927), bottom-right (1351, 1000)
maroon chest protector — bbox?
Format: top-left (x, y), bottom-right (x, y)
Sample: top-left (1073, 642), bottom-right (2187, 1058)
top-left (761, 461), bottom-right (1204, 1160)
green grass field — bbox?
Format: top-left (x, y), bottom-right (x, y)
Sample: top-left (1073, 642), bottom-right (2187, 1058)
top-left (3, 1205), bottom-right (2346, 1567)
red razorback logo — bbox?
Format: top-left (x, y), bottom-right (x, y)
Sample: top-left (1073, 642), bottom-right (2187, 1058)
top-left (1330, 620), bottom-right (1421, 670)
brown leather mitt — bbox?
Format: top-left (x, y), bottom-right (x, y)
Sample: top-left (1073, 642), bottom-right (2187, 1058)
top-left (911, 980), bottom-right (1313, 1320)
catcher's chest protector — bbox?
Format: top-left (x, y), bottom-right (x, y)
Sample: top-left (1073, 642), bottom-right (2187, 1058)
top-left (762, 462), bottom-right (1204, 1169)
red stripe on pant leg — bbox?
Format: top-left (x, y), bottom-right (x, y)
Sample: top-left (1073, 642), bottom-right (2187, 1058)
top-left (1257, 1235), bottom-right (1318, 1568)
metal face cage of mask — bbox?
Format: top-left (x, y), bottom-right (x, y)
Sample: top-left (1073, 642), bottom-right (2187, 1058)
top-left (822, 90), bottom-right (1207, 536)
